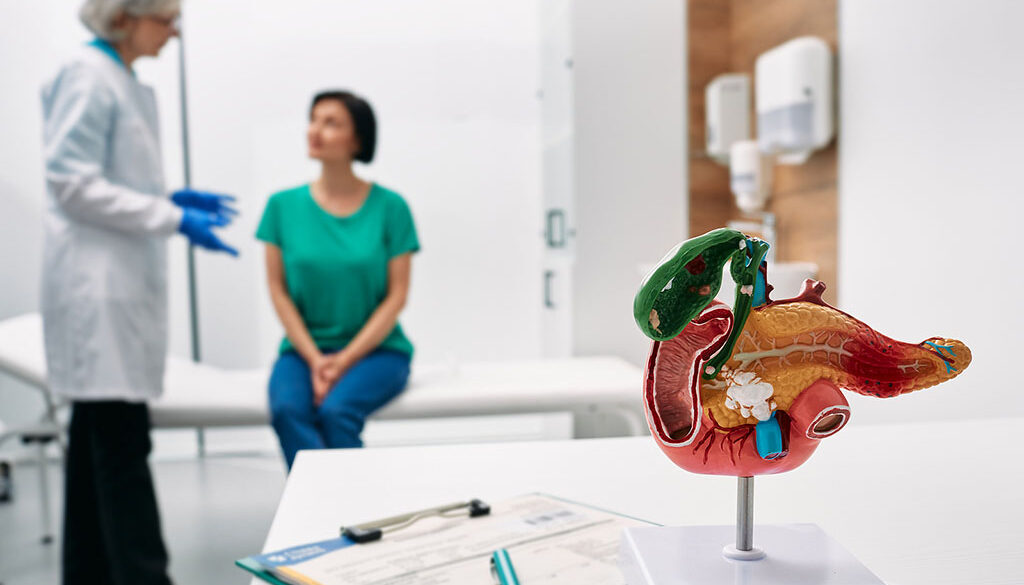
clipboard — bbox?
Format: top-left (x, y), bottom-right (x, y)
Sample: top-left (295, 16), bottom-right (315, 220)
top-left (235, 534), bottom-right (359, 585)
top-left (236, 493), bottom-right (657, 585)
top-left (236, 556), bottom-right (289, 585)
top-left (341, 498), bottom-right (491, 543)
top-left (236, 499), bottom-right (492, 584)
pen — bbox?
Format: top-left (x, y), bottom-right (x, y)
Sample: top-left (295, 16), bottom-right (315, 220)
top-left (490, 548), bottom-right (521, 585)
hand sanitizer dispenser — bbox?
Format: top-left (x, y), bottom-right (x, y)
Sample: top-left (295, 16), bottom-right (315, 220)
top-left (730, 140), bottom-right (772, 214)
top-left (755, 36), bottom-right (834, 164)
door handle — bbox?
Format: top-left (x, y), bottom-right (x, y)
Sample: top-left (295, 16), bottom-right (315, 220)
top-left (544, 270), bottom-right (555, 308)
top-left (545, 209), bottom-right (566, 248)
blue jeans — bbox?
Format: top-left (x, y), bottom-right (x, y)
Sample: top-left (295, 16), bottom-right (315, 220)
top-left (268, 349), bottom-right (410, 470)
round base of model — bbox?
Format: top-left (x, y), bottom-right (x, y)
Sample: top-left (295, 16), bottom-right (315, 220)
top-left (722, 545), bottom-right (766, 561)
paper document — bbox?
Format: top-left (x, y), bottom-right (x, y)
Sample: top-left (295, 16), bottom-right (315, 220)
top-left (242, 493), bottom-right (654, 585)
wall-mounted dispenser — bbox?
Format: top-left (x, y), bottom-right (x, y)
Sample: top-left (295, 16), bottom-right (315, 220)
top-left (729, 139), bottom-right (776, 264)
top-left (755, 36), bottom-right (834, 164)
top-left (705, 73), bottom-right (750, 163)
top-left (729, 139), bottom-right (773, 214)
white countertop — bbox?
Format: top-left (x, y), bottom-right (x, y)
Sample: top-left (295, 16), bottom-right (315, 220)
top-left (258, 417), bottom-right (1024, 585)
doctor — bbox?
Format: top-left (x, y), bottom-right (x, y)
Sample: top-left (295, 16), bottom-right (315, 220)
top-left (41, 1), bottom-right (237, 583)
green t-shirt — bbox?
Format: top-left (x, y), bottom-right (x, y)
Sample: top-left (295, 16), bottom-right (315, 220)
top-left (256, 183), bottom-right (420, 357)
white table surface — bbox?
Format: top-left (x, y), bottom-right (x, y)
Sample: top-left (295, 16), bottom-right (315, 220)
top-left (258, 418), bottom-right (1024, 585)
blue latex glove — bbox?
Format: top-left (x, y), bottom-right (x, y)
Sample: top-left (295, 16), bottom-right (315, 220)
top-left (171, 189), bottom-right (238, 220)
top-left (178, 208), bottom-right (239, 256)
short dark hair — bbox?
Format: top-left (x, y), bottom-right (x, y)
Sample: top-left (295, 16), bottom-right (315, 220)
top-left (310, 90), bottom-right (377, 163)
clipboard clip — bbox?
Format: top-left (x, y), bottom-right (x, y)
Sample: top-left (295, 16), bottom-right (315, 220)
top-left (341, 498), bottom-right (491, 543)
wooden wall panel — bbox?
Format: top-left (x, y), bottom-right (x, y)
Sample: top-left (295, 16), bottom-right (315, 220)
top-left (688, 0), bottom-right (838, 303)
top-left (687, 0), bottom-right (737, 240)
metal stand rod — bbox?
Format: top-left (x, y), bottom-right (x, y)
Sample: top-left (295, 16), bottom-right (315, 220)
top-left (722, 476), bottom-right (765, 561)
top-left (736, 476), bottom-right (754, 551)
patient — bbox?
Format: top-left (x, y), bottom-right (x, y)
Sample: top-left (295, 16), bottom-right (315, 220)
top-left (256, 90), bottom-right (420, 470)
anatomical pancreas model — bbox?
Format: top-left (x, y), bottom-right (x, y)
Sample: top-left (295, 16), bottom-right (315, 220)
top-left (633, 228), bottom-right (971, 477)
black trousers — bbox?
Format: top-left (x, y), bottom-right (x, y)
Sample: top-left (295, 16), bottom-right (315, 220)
top-left (63, 401), bottom-right (172, 585)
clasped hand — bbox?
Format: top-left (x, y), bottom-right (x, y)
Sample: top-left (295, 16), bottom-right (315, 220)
top-left (311, 351), bottom-right (354, 406)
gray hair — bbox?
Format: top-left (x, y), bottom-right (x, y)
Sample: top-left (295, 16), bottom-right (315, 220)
top-left (79, 0), bottom-right (180, 41)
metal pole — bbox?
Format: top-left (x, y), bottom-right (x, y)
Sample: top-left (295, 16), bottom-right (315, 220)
top-left (736, 476), bottom-right (754, 551)
top-left (178, 19), bottom-right (206, 459)
top-left (37, 441), bottom-right (53, 544)
top-left (177, 20), bottom-right (200, 364)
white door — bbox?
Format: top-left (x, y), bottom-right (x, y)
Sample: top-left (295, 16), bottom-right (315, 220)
top-left (540, 0), bottom-right (576, 357)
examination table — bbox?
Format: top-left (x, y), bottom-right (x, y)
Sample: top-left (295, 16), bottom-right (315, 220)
top-left (0, 312), bottom-right (645, 542)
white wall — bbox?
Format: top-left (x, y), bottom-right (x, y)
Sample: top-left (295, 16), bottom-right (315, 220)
top-left (179, 0), bottom-right (543, 368)
top-left (571, 0), bottom-right (688, 366)
top-left (839, 0), bottom-right (1024, 423)
top-left (0, 0), bottom-right (688, 443)
top-left (0, 1), bottom-right (542, 451)
top-left (0, 1), bottom-right (544, 370)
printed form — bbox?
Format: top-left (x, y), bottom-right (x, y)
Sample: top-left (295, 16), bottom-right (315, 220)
top-left (273, 494), bottom-right (653, 585)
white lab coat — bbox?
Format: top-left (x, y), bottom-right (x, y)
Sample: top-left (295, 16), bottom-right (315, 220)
top-left (40, 45), bottom-right (183, 401)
